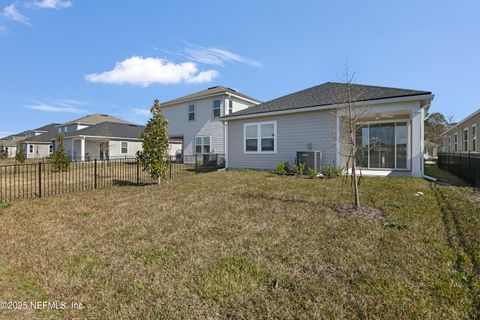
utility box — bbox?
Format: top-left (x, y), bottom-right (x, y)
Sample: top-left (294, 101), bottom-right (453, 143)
top-left (296, 151), bottom-right (322, 174)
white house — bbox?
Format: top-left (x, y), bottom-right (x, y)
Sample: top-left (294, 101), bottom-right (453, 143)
top-left (221, 82), bottom-right (434, 177)
top-left (160, 86), bottom-right (260, 162)
top-left (20, 123), bottom-right (60, 159)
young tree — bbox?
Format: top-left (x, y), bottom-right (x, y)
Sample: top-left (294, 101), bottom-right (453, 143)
top-left (15, 146), bottom-right (26, 163)
top-left (137, 99), bottom-right (170, 185)
top-left (335, 65), bottom-right (370, 209)
top-left (0, 145), bottom-right (7, 160)
top-left (51, 134), bottom-right (69, 171)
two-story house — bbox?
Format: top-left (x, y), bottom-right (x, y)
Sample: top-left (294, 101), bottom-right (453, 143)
top-left (160, 86), bottom-right (260, 163)
top-left (441, 108), bottom-right (479, 153)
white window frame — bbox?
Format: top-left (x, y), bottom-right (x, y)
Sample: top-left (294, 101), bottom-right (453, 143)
top-left (121, 141), bottom-right (128, 154)
top-left (28, 144), bottom-right (34, 154)
top-left (188, 104), bottom-right (195, 121)
top-left (228, 99), bottom-right (233, 114)
top-left (49, 144), bottom-right (53, 154)
top-left (58, 128), bottom-right (62, 133)
top-left (64, 127), bottom-right (68, 133)
top-left (243, 121), bottom-right (277, 154)
top-left (213, 99), bottom-right (221, 118)
top-left (195, 136), bottom-right (211, 154)
top-left (463, 128), bottom-right (468, 152)
top-left (454, 133), bottom-right (458, 152)
top-left (472, 125), bottom-right (477, 152)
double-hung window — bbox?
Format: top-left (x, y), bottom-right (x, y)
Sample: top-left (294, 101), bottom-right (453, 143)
top-left (454, 133), bottom-right (458, 152)
top-left (195, 136), bottom-right (210, 154)
top-left (464, 128), bottom-right (469, 152)
top-left (244, 121), bottom-right (277, 153)
top-left (28, 144), bottom-right (34, 154)
top-left (228, 100), bottom-right (233, 114)
top-left (49, 145), bottom-right (53, 154)
top-left (188, 104), bottom-right (195, 121)
top-left (121, 142), bottom-right (128, 154)
top-left (473, 125), bottom-right (477, 152)
top-left (213, 100), bottom-right (221, 118)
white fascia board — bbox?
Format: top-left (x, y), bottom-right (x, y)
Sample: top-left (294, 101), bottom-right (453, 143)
top-left (222, 94), bottom-right (434, 122)
top-left (161, 92), bottom-right (260, 108)
top-left (56, 135), bottom-right (142, 141)
top-left (441, 107), bottom-right (480, 136)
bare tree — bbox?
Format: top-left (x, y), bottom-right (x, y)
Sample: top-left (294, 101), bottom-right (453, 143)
top-left (335, 65), bottom-right (370, 209)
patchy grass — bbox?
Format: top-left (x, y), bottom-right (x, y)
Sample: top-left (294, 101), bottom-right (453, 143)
top-left (0, 171), bottom-right (479, 319)
top-left (0, 202), bottom-right (11, 209)
top-left (425, 163), bottom-right (467, 186)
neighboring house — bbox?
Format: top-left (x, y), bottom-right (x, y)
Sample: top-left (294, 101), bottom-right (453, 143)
top-left (54, 114), bottom-right (136, 161)
top-left (424, 141), bottom-right (438, 160)
top-left (160, 86), bottom-right (260, 160)
top-left (222, 82), bottom-right (434, 177)
top-left (441, 108), bottom-right (479, 153)
top-left (19, 123), bottom-right (60, 159)
top-left (61, 122), bottom-right (145, 161)
top-left (0, 133), bottom-right (25, 157)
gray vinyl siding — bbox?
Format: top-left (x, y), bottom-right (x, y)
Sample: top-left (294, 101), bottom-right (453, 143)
top-left (227, 110), bottom-right (337, 170)
top-left (442, 113), bottom-right (480, 152)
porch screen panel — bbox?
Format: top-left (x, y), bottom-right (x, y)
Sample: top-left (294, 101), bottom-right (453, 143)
top-left (395, 123), bottom-right (407, 169)
top-left (370, 123), bottom-right (395, 169)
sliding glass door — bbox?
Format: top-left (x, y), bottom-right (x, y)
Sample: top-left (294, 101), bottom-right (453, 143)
top-left (356, 122), bottom-right (408, 170)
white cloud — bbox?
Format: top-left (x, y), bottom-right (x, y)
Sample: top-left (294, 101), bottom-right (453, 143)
top-left (29, 0), bottom-right (72, 9)
top-left (3, 4), bottom-right (30, 25)
top-left (85, 56), bottom-right (218, 86)
top-left (183, 45), bottom-right (263, 68)
top-left (26, 100), bottom-right (88, 114)
top-left (132, 108), bottom-right (151, 117)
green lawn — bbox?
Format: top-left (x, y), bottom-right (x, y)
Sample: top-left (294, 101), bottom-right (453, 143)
top-left (0, 171), bottom-right (479, 319)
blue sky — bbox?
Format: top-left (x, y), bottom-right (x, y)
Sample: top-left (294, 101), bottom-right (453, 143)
top-left (1, 0), bottom-right (479, 137)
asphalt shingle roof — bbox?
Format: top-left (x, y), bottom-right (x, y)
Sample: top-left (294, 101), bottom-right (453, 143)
top-left (60, 114), bottom-right (133, 126)
top-left (222, 82), bottom-right (432, 118)
top-left (161, 86), bottom-right (261, 106)
top-left (64, 122), bottom-right (145, 139)
top-left (23, 123), bottom-right (61, 143)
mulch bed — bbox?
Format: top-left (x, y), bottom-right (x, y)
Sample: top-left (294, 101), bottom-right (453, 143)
top-left (331, 204), bottom-right (384, 219)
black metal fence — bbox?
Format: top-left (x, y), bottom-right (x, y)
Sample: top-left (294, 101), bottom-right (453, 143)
top-left (438, 152), bottom-right (480, 187)
top-left (0, 154), bottom-right (225, 203)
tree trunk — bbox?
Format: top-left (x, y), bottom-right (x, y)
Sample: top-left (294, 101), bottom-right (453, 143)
top-left (352, 158), bottom-right (361, 209)
top-left (157, 176), bottom-right (162, 185)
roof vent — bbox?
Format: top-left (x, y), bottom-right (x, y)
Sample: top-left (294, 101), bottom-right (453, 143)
top-left (100, 114), bottom-right (109, 117)
top-left (227, 87), bottom-right (237, 92)
top-left (208, 86), bottom-right (220, 90)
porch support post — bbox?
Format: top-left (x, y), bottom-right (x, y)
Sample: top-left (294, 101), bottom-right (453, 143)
top-left (224, 121), bottom-right (229, 169)
top-left (411, 107), bottom-right (425, 177)
top-left (80, 137), bottom-right (85, 162)
top-left (71, 139), bottom-right (75, 161)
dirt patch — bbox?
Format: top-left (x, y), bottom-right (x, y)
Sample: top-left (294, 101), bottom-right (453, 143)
top-left (332, 204), bottom-right (384, 219)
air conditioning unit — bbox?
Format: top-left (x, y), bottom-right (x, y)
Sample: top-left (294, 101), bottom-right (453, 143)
top-left (296, 151), bottom-right (322, 174)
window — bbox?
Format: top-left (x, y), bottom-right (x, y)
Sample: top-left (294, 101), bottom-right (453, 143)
top-left (28, 144), bottom-right (34, 154)
top-left (355, 122), bottom-right (408, 170)
top-left (244, 121), bottom-right (277, 153)
top-left (228, 100), bottom-right (233, 114)
top-left (188, 104), bottom-right (195, 121)
top-left (195, 136), bottom-right (210, 154)
top-left (49, 145), bottom-right (53, 154)
top-left (213, 100), bottom-right (221, 118)
top-left (473, 125), bottom-right (477, 152)
top-left (58, 128), bottom-right (62, 133)
top-left (463, 128), bottom-right (469, 151)
top-left (121, 142), bottom-right (128, 154)
top-left (454, 133), bottom-right (458, 152)
top-left (64, 127), bottom-right (68, 133)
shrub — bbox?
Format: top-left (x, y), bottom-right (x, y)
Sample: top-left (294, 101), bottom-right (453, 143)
top-left (15, 150), bottom-right (26, 164)
top-left (276, 161), bottom-right (287, 175)
top-left (51, 134), bottom-right (69, 171)
top-left (307, 167), bottom-right (317, 178)
top-left (0, 145), bottom-right (7, 160)
top-left (293, 163), bottom-right (305, 176)
top-left (322, 163), bottom-right (344, 179)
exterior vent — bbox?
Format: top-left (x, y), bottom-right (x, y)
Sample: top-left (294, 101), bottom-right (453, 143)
top-left (296, 151), bottom-right (322, 173)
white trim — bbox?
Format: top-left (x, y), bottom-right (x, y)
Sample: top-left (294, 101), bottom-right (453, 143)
top-left (194, 135), bottom-right (212, 154)
top-left (335, 110), bottom-right (340, 165)
top-left (243, 121), bottom-right (277, 154)
top-left (442, 107), bottom-right (480, 135)
top-left (188, 104), bottom-right (196, 121)
top-left (212, 99), bottom-right (222, 118)
top-left (224, 122), bottom-right (229, 168)
top-left (161, 91), bottom-right (261, 108)
top-left (472, 124), bottom-right (477, 152)
top-left (454, 133), bottom-right (458, 152)
top-left (121, 141), bottom-right (128, 154)
top-left (463, 127), bottom-right (469, 152)
top-left (223, 94), bottom-right (434, 121)
top-left (58, 135), bottom-right (142, 141)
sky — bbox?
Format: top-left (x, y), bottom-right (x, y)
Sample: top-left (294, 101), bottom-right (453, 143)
top-left (1, 0), bottom-right (480, 137)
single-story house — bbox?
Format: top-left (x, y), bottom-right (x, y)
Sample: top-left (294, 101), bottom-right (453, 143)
top-left (19, 123), bottom-right (60, 159)
top-left (441, 107), bottom-right (478, 153)
top-left (221, 82), bottom-right (434, 177)
top-left (54, 114), bottom-right (139, 161)
top-left (61, 121), bottom-right (145, 161)
top-left (0, 133), bottom-right (25, 158)
top-left (424, 141), bottom-right (438, 160)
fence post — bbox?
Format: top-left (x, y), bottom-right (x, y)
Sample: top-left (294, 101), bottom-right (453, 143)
top-left (136, 160), bottom-right (140, 185)
top-left (94, 159), bottom-right (97, 189)
top-left (195, 154), bottom-right (198, 174)
top-left (38, 161), bottom-right (42, 198)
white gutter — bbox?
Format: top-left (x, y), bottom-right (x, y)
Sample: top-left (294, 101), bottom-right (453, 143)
top-left (222, 94), bottom-right (434, 122)
top-left (54, 135), bottom-right (142, 141)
